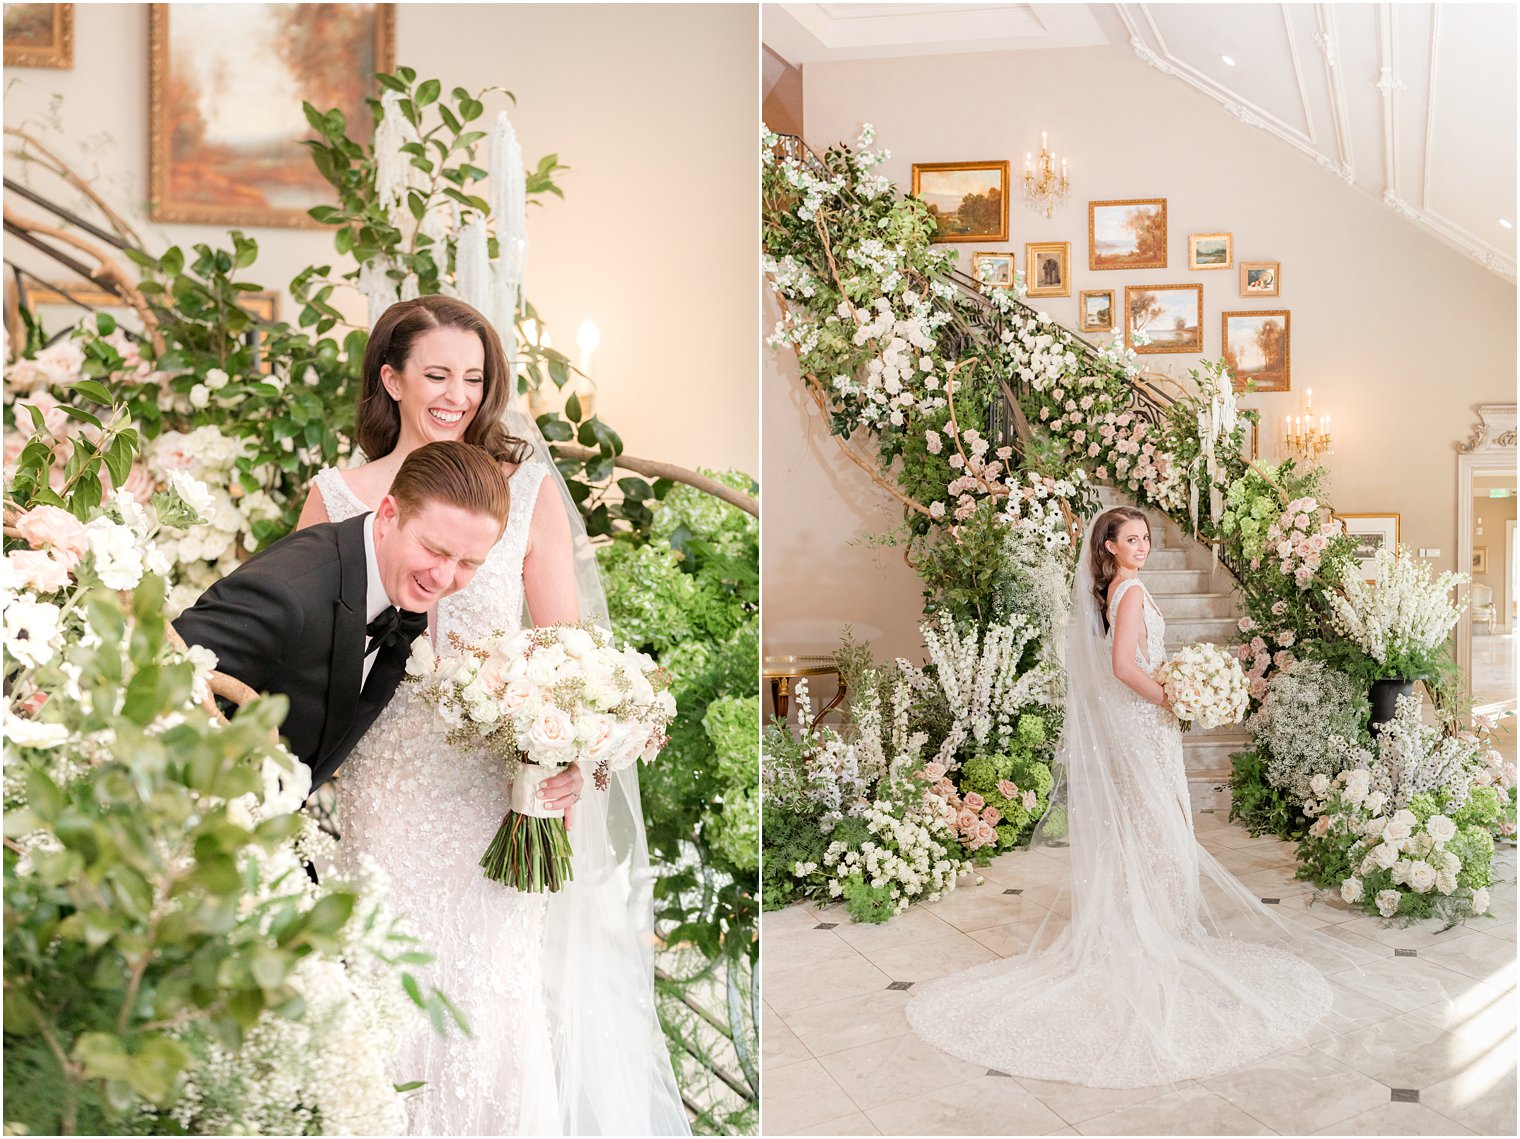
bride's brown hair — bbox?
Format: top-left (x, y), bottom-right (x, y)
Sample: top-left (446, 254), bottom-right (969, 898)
top-left (1090, 506), bottom-right (1150, 633)
top-left (355, 296), bottom-right (531, 465)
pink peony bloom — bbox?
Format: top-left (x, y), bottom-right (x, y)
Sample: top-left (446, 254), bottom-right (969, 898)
top-left (15, 504), bottom-right (89, 561)
top-left (8, 549), bottom-right (72, 592)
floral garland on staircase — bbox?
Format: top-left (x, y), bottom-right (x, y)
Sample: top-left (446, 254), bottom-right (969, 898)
top-left (760, 127), bottom-right (1513, 928)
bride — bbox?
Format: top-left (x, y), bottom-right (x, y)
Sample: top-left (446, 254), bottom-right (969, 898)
top-left (297, 295), bottom-right (688, 1135)
top-left (907, 506), bottom-right (1344, 1088)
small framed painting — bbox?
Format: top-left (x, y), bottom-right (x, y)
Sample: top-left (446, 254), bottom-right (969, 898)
top-left (1242, 415), bottom-right (1259, 460)
top-left (1474, 547), bottom-right (1489, 574)
top-left (148, 3), bottom-right (395, 227)
top-left (971, 250), bottom-right (1015, 289)
top-left (912, 161), bottom-right (1010, 243)
top-left (4, 3), bottom-right (72, 67)
top-left (1222, 310), bottom-right (1291, 392)
top-left (1025, 242), bottom-right (1070, 298)
top-left (1078, 289), bottom-right (1115, 333)
top-left (1089, 198), bottom-right (1167, 270)
top-left (1240, 260), bottom-right (1280, 297)
top-left (1125, 284), bottom-right (1202, 353)
top-left (1189, 232), bottom-right (1233, 270)
top-left (1337, 514), bottom-right (1400, 582)
top-left (23, 283), bottom-right (278, 335)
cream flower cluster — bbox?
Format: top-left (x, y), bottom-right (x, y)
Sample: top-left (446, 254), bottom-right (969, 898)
top-left (408, 621), bottom-right (675, 778)
top-left (1307, 768), bottom-right (1486, 919)
top-left (813, 790), bottom-right (969, 916)
top-left (1156, 641), bottom-right (1248, 729)
top-left (1326, 545), bottom-right (1467, 668)
top-left (1333, 694), bottom-right (1506, 816)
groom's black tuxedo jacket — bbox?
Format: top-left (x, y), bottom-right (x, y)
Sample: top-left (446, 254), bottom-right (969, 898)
top-left (173, 513), bottom-right (405, 791)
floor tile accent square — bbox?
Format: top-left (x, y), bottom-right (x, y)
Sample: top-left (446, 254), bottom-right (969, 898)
top-left (987, 1068), bottom-right (1011, 1077)
top-left (1003, 888), bottom-right (1023, 895)
top-left (1261, 897), bottom-right (1280, 904)
top-left (886, 980), bottom-right (913, 990)
top-left (1391, 1089), bottom-right (1420, 1103)
top-left (1394, 948), bottom-right (1417, 957)
top-left (815, 922), bottom-right (838, 930)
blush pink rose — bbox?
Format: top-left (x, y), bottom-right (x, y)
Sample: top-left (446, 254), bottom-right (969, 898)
top-left (956, 808), bottom-right (978, 832)
top-left (981, 805), bottom-right (1001, 825)
top-left (15, 504), bottom-right (89, 561)
top-left (962, 791), bottom-right (986, 812)
top-left (997, 779), bottom-right (1019, 799)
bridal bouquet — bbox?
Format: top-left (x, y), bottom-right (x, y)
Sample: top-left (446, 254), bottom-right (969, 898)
top-left (1156, 642), bottom-right (1249, 731)
top-left (406, 622), bottom-right (675, 892)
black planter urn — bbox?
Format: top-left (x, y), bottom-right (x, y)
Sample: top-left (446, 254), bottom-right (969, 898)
top-left (1369, 678), bottom-right (1416, 736)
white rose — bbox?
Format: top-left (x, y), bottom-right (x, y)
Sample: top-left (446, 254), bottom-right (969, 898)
top-left (582, 714), bottom-right (619, 761)
top-left (1340, 876), bottom-right (1364, 904)
top-left (1405, 860), bottom-right (1437, 894)
top-left (1438, 850), bottom-right (1460, 875)
top-left (1342, 769), bottom-right (1371, 806)
top-left (1390, 808), bottom-right (1417, 830)
top-left (1425, 815), bottom-right (1456, 845)
top-left (1362, 816), bottom-right (1388, 839)
top-left (1309, 773), bottom-right (1331, 797)
top-left (497, 677), bottom-right (536, 719)
top-left (204, 368), bottom-right (230, 390)
top-left (1372, 841), bottom-right (1400, 870)
top-left (525, 703), bottom-right (578, 759)
top-left (189, 383), bottom-right (210, 408)
top-left (1435, 872), bottom-right (1457, 896)
top-left (1471, 888), bottom-right (1491, 915)
top-left (1383, 816), bottom-right (1413, 845)
top-left (557, 626), bottom-right (595, 658)
top-left (405, 635), bottom-right (436, 678)
top-left (1363, 791), bottom-right (1387, 816)
top-left (3, 710), bottom-right (69, 749)
top-left (1390, 861), bottom-right (1411, 886)
top-left (1375, 889), bottom-right (1402, 918)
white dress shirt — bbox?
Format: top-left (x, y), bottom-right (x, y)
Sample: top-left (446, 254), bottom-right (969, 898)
top-left (360, 512), bottom-right (393, 687)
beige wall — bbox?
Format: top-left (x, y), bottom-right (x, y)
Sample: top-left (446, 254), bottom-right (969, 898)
top-left (1472, 494), bottom-right (1517, 627)
top-left (4, 3), bottom-right (759, 476)
top-left (764, 42), bottom-right (1516, 658)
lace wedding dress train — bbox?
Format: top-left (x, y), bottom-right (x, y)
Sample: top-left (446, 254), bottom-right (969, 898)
top-left (907, 561), bottom-right (1337, 1089)
top-left (316, 463), bottom-right (563, 1135)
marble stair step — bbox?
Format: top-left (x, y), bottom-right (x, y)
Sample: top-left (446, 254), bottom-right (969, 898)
top-left (1164, 616), bottom-right (1242, 648)
top-left (1143, 568), bottom-right (1234, 595)
top-left (1149, 593), bottom-right (1241, 620)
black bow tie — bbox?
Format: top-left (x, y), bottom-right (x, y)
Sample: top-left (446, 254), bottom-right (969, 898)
top-left (365, 606), bottom-right (428, 657)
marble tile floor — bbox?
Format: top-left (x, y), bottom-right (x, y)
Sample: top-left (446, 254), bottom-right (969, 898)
top-left (761, 818), bottom-right (1517, 1136)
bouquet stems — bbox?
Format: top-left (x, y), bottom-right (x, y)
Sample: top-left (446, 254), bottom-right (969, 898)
top-left (479, 763), bottom-right (574, 893)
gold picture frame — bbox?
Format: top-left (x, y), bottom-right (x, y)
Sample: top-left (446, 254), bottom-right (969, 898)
top-left (1240, 260), bottom-right (1280, 297)
top-left (1474, 547), bottom-right (1489, 574)
top-left (1336, 514), bottom-right (1400, 582)
top-left (1222, 309), bottom-right (1291, 393)
top-left (971, 250), bottom-right (1015, 290)
top-left (1025, 242), bottom-right (1070, 298)
top-left (1125, 284), bottom-right (1202, 353)
top-left (148, 3), bottom-right (395, 227)
top-left (911, 161), bottom-right (1010, 243)
top-left (1089, 198), bottom-right (1167, 270)
top-left (1078, 289), bottom-right (1115, 333)
top-left (1188, 232), bottom-right (1233, 270)
top-left (4, 3), bottom-right (72, 68)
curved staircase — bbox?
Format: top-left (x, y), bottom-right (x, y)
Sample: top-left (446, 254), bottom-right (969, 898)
top-left (1095, 487), bottom-right (1247, 812)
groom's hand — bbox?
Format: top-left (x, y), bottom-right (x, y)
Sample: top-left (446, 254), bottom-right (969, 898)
top-left (539, 762), bottom-right (585, 830)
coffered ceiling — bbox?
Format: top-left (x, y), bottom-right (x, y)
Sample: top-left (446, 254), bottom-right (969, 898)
top-left (764, 3), bottom-right (1518, 280)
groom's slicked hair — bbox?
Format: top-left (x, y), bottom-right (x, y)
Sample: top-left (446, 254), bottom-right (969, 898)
top-left (390, 441), bottom-right (512, 532)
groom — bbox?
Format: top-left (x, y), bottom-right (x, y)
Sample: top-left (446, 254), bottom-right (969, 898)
top-left (174, 440), bottom-right (510, 791)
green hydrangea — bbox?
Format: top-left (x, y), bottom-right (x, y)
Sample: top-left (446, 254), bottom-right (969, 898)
top-left (704, 696), bottom-right (760, 873)
top-left (1450, 825), bottom-right (1495, 890)
top-left (959, 750), bottom-right (1054, 848)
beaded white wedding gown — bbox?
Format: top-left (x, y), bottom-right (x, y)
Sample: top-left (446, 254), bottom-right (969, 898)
top-left (907, 553), bottom-right (1339, 1088)
top-left (315, 462), bottom-right (562, 1135)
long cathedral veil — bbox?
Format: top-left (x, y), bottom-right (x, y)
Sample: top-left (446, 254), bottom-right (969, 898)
top-left (907, 512), bottom-right (1372, 1089)
top-left (506, 408), bottom-right (689, 1134)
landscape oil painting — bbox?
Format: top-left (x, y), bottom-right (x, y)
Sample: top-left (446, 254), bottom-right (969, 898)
top-left (1090, 198), bottom-right (1167, 270)
top-left (148, 2), bottom-right (394, 226)
top-left (912, 161), bottom-right (1009, 243)
top-left (1222, 309), bottom-right (1291, 392)
top-left (1125, 283), bottom-right (1201, 353)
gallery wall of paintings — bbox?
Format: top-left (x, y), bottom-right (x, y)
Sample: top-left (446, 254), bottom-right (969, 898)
top-left (763, 40), bottom-right (1514, 653)
top-left (2, 2), bottom-right (758, 474)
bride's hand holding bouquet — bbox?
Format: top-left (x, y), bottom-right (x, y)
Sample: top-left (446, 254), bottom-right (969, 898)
top-left (407, 621), bottom-right (675, 891)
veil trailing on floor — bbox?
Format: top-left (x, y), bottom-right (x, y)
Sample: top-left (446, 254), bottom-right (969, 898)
top-left (906, 512), bottom-right (1372, 1089)
top-left (507, 408), bottom-right (689, 1134)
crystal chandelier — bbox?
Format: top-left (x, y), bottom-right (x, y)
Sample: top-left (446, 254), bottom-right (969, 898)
top-left (1283, 387), bottom-right (1332, 463)
top-left (1023, 131), bottom-right (1069, 219)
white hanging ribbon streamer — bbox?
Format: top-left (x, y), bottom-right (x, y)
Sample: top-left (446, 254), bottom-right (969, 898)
top-left (455, 213), bottom-right (492, 318)
top-left (509, 762), bottom-right (568, 820)
top-left (488, 110), bottom-right (527, 372)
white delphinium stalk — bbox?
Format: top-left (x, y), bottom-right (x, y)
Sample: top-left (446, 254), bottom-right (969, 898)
top-left (455, 212), bottom-right (492, 318)
top-left (1326, 545), bottom-right (1467, 670)
top-left (489, 111), bottom-right (527, 347)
